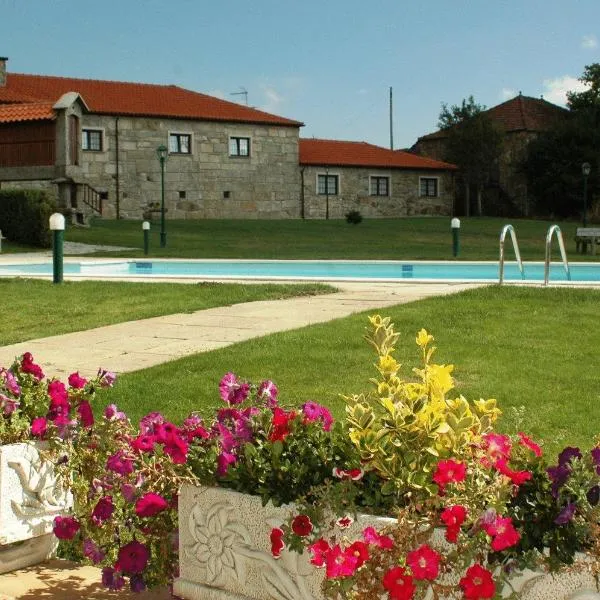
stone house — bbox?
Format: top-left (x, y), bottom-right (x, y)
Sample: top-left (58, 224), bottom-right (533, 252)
top-left (0, 57), bottom-right (457, 220)
top-left (413, 94), bottom-right (568, 216)
top-left (299, 139), bottom-right (456, 218)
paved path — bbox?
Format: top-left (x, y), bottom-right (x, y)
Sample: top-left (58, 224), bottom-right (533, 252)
top-left (0, 282), bottom-right (480, 378)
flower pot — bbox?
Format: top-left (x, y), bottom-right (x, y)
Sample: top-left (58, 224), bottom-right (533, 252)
top-left (174, 484), bottom-right (600, 600)
top-left (0, 442), bottom-right (72, 574)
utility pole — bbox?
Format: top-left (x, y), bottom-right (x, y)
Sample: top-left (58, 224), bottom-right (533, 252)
top-left (230, 87), bottom-right (248, 105)
top-left (389, 86), bottom-right (394, 150)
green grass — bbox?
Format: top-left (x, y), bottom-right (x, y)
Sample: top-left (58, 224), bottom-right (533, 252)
top-left (0, 279), bottom-right (333, 346)
top-left (105, 286), bottom-right (600, 457)
top-left (60, 217), bottom-right (599, 261)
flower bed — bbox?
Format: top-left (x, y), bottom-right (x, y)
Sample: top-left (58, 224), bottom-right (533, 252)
top-left (6, 316), bottom-right (600, 599)
top-left (174, 485), bottom-right (600, 600)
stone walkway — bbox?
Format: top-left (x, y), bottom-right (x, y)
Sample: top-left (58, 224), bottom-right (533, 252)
top-left (0, 279), bottom-right (481, 598)
top-left (0, 281), bottom-right (480, 379)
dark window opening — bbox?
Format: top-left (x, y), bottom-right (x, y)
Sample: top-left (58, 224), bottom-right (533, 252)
top-left (229, 137), bottom-right (250, 157)
top-left (317, 174), bottom-right (339, 195)
top-left (168, 133), bottom-right (191, 154)
top-left (82, 129), bottom-right (103, 152)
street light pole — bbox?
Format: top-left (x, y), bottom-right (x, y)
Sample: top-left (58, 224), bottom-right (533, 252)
top-left (156, 144), bottom-right (168, 248)
top-left (582, 162), bottom-right (591, 228)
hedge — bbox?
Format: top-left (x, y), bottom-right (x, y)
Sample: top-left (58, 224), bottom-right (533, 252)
top-left (0, 189), bottom-right (58, 248)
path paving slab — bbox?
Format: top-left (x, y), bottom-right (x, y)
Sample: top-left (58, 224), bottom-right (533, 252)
top-left (0, 282), bottom-right (480, 378)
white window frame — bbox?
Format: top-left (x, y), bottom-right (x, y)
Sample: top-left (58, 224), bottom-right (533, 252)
top-left (419, 176), bottom-right (439, 198)
top-left (316, 172), bottom-right (340, 195)
top-left (168, 131), bottom-right (193, 155)
top-left (229, 135), bottom-right (251, 157)
top-left (369, 174), bottom-right (391, 197)
top-left (81, 128), bottom-right (106, 152)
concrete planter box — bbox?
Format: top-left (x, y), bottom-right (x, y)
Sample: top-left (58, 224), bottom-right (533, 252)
top-left (174, 484), bottom-right (600, 600)
top-left (0, 442), bottom-right (71, 574)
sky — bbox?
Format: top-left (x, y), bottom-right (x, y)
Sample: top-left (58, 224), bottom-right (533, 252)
top-left (1, 0), bottom-right (599, 149)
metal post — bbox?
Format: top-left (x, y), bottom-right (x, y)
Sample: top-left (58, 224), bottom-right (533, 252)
top-left (143, 221), bottom-right (150, 255)
top-left (451, 218), bottom-right (460, 257)
top-left (583, 173), bottom-right (589, 228)
top-left (160, 156), bottom-right (166, 248)
top-left (49, 213), bottom-right (65, 284)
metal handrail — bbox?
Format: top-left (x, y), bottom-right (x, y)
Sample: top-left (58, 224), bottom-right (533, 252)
top-left (544, 225), bottom-right (571, 286)
top-left (499, 224), bottom-right (525, 285)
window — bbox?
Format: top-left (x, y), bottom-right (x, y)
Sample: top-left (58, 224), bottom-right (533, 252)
top-left (82, 129), bottom-right (103, 151)
top-left (178, 190), bottom-right (186, 199)
top-left (229, 136), bottom-right (250, 157)
top-left (168, 133), bottom-right (191, 154)
top-left (370, 176), bottom-right (390, 196)
top-left (419, 177), bottom-right (439, 197)
top-left (317, 174), bottom-right (339, 195)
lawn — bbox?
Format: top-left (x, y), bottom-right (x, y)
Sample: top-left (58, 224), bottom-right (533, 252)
top-left (102, 285), bottom-right (600, 457)
top-left (0, 279), bottom-right (333, 346)
top-left (55, 216), bottom-right (596, 261)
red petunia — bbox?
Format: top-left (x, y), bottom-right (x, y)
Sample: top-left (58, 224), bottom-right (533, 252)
top-left (459, 563), bottom-right (495, 599)
top-left (269, 407), bottom-right (297, 442)
top-left (484, 515), bottom-right (521, 552)
top-left (406, 543), bottom-right (441, 580)
top-left (114, 540), bottom-right (150, 574)
top-left (440, 505), bottom-right (467, 543)
top-left (77, 400), bottom-right (94, 428)
top-left (53, 515), bottom-right (80, 540)
top-left (518, 432), bottom-right (542, 457)
top-left (291, 514), bottom-right (313, 537)
top-left (432, 459), bottom-right (466, 493)
top-left (135, 492), bottom-right (168, 518)
top-left (270, 527), bottom-right (285, 558)
top-left (494, 458), bottom-right (532, 486)
top-left (383, 566), bottom-right (416, 600)
top-left (346, 540), bottom-right (369, 569)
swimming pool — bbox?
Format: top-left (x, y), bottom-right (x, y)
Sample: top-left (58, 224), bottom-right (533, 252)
top-left (0, 259), bottom-right (598, 283)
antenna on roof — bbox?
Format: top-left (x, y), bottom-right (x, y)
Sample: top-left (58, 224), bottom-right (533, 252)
top-left (389, 86), bottom-right (394, 150)
top-left (230, 87), bottom-right (248, 105)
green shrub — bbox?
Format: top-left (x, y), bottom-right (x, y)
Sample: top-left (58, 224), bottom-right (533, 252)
top-left (345, 210), bottom-right (363, 224)
top-left (0, 189), bottom-right (58, 247)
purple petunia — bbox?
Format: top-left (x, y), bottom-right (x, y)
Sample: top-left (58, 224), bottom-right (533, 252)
top-left (219, 372), bottom-right (250, 405)
top-left (558, 447), bottom-right (582, 466)
top-left (555, 502), bottom-right (577, 525)
top-left (547, 464), bottom-right (571, 498)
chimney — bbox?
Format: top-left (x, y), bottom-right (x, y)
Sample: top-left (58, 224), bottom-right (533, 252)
top-left (0, 57), bottom-right (7, 87)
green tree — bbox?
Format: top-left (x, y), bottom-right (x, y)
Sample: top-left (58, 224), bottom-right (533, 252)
top-left (438, 96), bottom-right (503, 216)
top-left (522, 64), bottom-right (599, 219)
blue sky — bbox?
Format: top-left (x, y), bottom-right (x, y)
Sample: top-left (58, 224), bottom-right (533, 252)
top-left (1, 0), bottom-right (598, 148)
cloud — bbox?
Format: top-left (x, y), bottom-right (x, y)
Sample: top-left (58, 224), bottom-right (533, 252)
top-left (259, 85), bottom-right (284, 113)
top-left (582, 35), bottom-right (598, 49)
top-left (500, 88), bottom-right (517, 100)
top-left (542, 75), bottom-right (589, 105)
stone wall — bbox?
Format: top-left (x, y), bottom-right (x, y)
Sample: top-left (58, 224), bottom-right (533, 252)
top-left (78, 116), bottom-right (301, 219)
top-left (301, 166), bottom-right (453, 219)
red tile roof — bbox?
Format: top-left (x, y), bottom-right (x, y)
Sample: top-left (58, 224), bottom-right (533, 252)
top-left (417, 95), bottom-right (568, 142)
top-left (0, 73), bottom-right (303, 127)
top-left (299, 138), bottom-right (457, 170)
top-left (0, 102), bottom-right (55, 123)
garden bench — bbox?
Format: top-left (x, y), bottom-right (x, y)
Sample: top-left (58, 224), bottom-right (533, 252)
top-left (575, 227), bottom-right (600, 254)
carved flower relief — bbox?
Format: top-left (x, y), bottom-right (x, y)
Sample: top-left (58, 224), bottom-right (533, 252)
top-left (185, 501), bottom-right (252, 585)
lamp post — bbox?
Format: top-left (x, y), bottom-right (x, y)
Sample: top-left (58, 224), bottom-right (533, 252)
top-left (49, 212), bottom-right (65, 284)
top-left (142, 221), bottom-right (150, 255)
top-left (582, 162), bottom-right (591, 228)
top-left (451, 217), bottom-right (461, 257)
top-left (156, 144), bottom-right (168, 247)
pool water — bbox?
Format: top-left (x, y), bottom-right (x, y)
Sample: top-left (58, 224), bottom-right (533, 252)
top-left (0, 259), bottom-right (596, 283)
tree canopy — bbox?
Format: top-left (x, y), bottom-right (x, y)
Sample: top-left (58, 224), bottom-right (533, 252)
top-left (438, 96), bottom-right (503, 216)
top-left (522, 64), bottom-right (599, 219)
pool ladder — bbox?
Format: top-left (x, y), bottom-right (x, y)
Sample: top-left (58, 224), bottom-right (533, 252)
top-left (498, 224), bottom-right (524, 284)
top-left (498, 224), bottom-right (571, 286)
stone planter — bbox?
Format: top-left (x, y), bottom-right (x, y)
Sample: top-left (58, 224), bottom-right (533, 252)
top-left (0, 442), bottom-right (71, 574)
top-left (174, 484), bottom-right (600, 600)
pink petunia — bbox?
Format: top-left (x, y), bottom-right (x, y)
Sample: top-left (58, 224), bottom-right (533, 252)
top-left (325, 544), bottom-right (359, 579)
top-left (114, 540), bottom-right (150, 574)
top-left (68, 371), bottom-right (88, 389)
top-left (362, 526), bottom-right (394, 549)
top-left (53, 515), bottom-right (80, 540)
top-left (31, 416), bottom-right (48, 438)
top-left (77, 400), bottom-right (94, 428)
top-left (518, 432), bottom-right (542, 457)
top-left (308, 538), bottom-right (331, 567)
